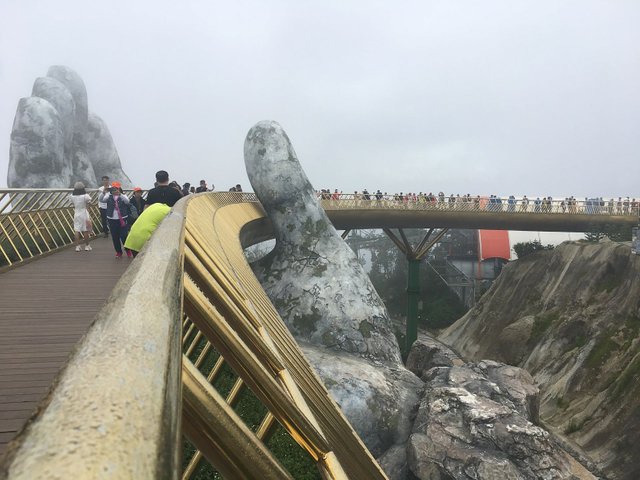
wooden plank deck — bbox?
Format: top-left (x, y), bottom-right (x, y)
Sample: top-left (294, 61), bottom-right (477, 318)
top-left (0, 237), bottom-right (132, 456)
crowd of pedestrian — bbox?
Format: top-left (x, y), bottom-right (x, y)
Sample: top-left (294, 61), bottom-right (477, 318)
top-left (69, 170), bottom-right (242, 259)
top-left (69, 180), bottom-right (638, 260)
top-left (316, 190), bottom-right (639, 215)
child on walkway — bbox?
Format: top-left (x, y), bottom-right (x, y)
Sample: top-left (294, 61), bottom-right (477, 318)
top-left (69, 182), bottom-right (93, 251)
top-left (98, 181), bottom-right (132, 258)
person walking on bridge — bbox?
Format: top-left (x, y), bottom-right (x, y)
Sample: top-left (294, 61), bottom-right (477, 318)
top-left (69, 182), bottom-right (93, 252)
top-left (99, 182), bottom-right (132, 258)
top-left (97, 176), bottom-right (110, 237)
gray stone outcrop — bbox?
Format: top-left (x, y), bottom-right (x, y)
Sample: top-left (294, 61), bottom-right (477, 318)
top-left (409, 362), bottom-right (595, 480)
top-left (8, 65), bottom-right (131, 188)
top-left (406, 334), bottom-right (465, 379)
top-left (440, 241), bottom-right (640, 478)
top-left (8, 97), bottom-right (69, 188)
top-left (244, 120), bottom-right (596, 479)
top-left (245, 120), bottom-right (400, 364)
top-left (301, 344), bottom-right (422, 457)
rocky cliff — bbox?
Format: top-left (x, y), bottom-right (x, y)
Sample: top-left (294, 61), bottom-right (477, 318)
top-left (441, 240), bottom-right (640, 479)
top-left (245, 120), bottom-right (597, 479)
top-left (8, 65), bottom-right (131, 188)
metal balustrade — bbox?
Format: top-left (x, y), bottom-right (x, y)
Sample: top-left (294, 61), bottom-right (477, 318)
top-left (1, 191), bottom-right (387, 479)
top-left (2, 189), bottom-right (636, 270)
top-left (0, 188), bottom-right (141, 269)
top-left (319, 193), bottom-right (640, 217)
top-left (1, 189), bottom-right (639, 479)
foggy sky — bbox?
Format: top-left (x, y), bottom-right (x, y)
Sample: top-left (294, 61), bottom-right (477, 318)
top-left (1, 0), bottom-right (639, 198)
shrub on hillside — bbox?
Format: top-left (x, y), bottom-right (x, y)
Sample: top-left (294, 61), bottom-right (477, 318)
top-left (513, 240), bottom-right (554, 259)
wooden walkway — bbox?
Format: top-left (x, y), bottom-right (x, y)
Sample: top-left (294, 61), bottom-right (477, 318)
top-left (0, 238), bottom-right (131, 455)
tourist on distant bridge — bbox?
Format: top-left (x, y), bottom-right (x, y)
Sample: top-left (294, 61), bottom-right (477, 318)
top-left (145, 171), bottom-right (184, 209)
top-left (97, 176), bottom-right (111, 238)
top-left (520, 195), bottom-right (529, 212)
top-left (69, 182), bottom-right (93, 252)
top-left (534, 197), bottom-right (541, 212)
top-left (99, 182), bottom-right (132, 259)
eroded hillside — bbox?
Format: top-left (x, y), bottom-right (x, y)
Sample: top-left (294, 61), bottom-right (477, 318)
top-left (440, 240), bottom-right (640, 480)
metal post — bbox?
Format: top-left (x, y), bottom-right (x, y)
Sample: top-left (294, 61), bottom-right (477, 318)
top-left (406, 257), bottom-right (421, 354)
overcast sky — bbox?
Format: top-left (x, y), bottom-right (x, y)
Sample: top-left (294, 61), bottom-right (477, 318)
top-left (1, 0), bottom-right (639, 198)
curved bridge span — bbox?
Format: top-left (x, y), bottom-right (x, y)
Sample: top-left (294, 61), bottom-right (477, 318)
top-left (0, 190), bottom-right (638, 479)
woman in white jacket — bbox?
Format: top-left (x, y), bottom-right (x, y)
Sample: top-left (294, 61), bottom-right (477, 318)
top-left (69, 181), bottom-right (93, 251)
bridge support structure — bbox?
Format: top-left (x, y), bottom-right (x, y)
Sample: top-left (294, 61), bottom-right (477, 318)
top-left (382, 227), bottom-right (449, 357)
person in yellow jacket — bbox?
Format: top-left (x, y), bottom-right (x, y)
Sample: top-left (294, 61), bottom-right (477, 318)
top-left (123, 203), bottom-right (171, 257)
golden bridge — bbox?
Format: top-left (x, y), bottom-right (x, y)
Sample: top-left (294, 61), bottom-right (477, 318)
top-left (0, 188), bottom-right (637, 479)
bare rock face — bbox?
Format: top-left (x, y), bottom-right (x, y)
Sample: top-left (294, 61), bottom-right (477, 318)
top-left (406, 334), bottom-right (465, 379)
top-left (243, 120), bottom-right (595, 480)
top-left (31, 77), bottom-right (76, 153)
top-left (245, 121), bottom-right (418, 475)
top-left (245, 120), bottom-right (401, 364)
top-left (302, 344), bottom-right (423, 457)
top-left (86, 112), bottom-right (132, 185)
top-left (47, 65), bottom-right (88, 130)
top-left (8, 97), bottom-right (70, 188)
top-left (8, 65), bottom-right (131, 188)
top-left (409, 363), bottom-right (595, 480)
top-left (440, 241), bottom-right (640, 479)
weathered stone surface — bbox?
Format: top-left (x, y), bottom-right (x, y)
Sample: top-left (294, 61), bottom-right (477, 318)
top-left (440, 241), bottom-right (640, 478)
top-left (8, 97), bottom-right (71, 188)
top-left (86, 113), bottom-right (132, 187)
top-left (31, 77), bottom-right (76, 153)
top-left (243, 120), bottom-right (596, 480)
top-left (245, 120), bottom-right (401, 364)
top-left (409, 363), bottom-right (595, 480)
top-left (376, 444), bottom-right (411, 480)
top-left (8, 66), bottom-right (131, 188)
top-left (301, 343), bottom-right (423, 457)
top-left (406, 333), bottom-right (465, 379)
top-left (46, 65), bottom-right (88, 131)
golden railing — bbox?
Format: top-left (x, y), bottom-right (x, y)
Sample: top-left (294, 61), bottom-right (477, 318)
top-left (0, 188), bottom-right (139, 269)
top-left (1, 192), bottom-right (388, 479)
top-left (320, 193), bottom-right (640, 216)
top-left (4, 188), bottom-right (637, 478)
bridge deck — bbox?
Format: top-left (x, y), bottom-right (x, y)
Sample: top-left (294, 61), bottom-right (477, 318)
top-left (0, 238), bottom-right (130, 455)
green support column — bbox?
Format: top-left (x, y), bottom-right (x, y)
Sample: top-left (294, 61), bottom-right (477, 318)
top-left (406, 257), bottom-right (421, 355)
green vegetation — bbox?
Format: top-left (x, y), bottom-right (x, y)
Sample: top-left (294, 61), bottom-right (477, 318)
top-left (585, 223), bottom-right (632, 242)
top-left (611, 354), bottom-right (640, 400)
top-left (528, 311), bottom-right (559, 344)
top-left (513, 240), bottom-right (554, 259)
top-left (362, 229), bottom-right (468, 330)
top-left (573, 335), bottom-right (587, 349)
top-left (182, 332), bottom-right (321, 479)
top-left (266, 426), bottom-right (321, 480)
top-left (596, 263), bottom-right (625, 293)
top-left (623, 315), bottom-right (640, 349)
top-left (555, 396), bottom-right (570, 410)
top-left (564, 417), bottom-right (588, 434)
top-left (586, 333), bottom-right (619, 369)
